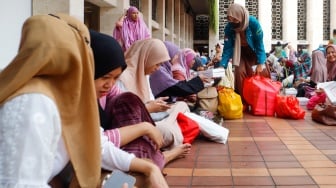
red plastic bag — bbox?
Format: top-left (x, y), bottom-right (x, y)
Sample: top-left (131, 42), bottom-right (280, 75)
top-left (243, 75), bottom-right (282, 116)
top-left (275, 95), bottom-right (305, 119)
top-left (177, 112), bottom-right (200, 144)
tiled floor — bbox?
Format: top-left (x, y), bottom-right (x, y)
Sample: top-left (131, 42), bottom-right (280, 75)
top-left (163, 108), bottom-right (336, 188)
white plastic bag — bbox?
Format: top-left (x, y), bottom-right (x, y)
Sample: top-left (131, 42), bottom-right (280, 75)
top-left (184, 112), bottom-right (229, 144)
top-left (219, 62), bottom-right (234, 89)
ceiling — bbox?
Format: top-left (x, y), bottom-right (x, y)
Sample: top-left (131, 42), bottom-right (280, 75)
top-left (186, 0), bottom-right (209, 15)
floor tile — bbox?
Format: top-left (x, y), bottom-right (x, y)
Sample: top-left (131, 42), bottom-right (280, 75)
top-left (164, 110), bottom-right (336, 187)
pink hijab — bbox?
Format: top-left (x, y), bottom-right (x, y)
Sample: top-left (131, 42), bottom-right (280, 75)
top-left (171, 48), bottom-right (196, 79)
top-left (121, 6), bottom-right (151, 51)
top-left (326, 44), bottom-right (336, 81)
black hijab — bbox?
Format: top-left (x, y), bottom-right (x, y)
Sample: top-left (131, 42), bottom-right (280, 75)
top-left (89, 30), bottom-right (127, 129)
top-left (89, 30), bottom-right (127, 79)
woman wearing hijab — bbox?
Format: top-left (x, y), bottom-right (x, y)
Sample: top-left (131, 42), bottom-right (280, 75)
top-left (117, 38), bottom-right (192, 150)
top-left (310, 49), bottom-right (327, 85)
top-left (90, 30), bottom-right (191, 175)
top-left (113, 6), bottom-right (151, 52)
top-left (0, 14), bottom-right (102, 187)
top-left (295, 49), bottom-right (326, 97)
top-left (219, 3), bottom-right (270, 103)
top-left (170, 48), bottom-right (203, 104)
top-left (326, 44), bottom-right (336, 81)
top-left (171, 48), bottom-right (198, 80)
top-left (0, 14), bottom-right (168, 188)
top-left (149, 41), bottom-right (206, 101)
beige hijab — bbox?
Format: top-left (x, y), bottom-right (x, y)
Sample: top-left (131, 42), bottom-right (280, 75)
top-left (0, 14), bottom-right (101, 187)
top-left (227, 3), bottom-right (249, 66)
top-left (120, 38), bottom-right (170, 102)
top-left (311, 50), bottom-right (327, 83)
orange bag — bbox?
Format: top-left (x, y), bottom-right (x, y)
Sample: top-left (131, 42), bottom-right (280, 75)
top-left (243, 75), bottom-right (282, 116)
top-left (275, 95), bottom-right (305, 119)
top-left (177, 113), bottom-right (200, 144)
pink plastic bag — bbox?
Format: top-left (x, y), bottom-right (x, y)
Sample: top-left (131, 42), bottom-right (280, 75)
top-left (307, 92), bottom-right (326, 110)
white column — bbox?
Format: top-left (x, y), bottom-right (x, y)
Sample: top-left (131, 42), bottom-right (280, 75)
top-left (258, 0), bottom-right (272, 52)
top-left (234, 0), bottom-right (245, 6)
top-left (141, 0), bottom-right (152, 37)
top-left (100, 1), bottom-right (128, 35)
top-left (330, 0), bottom-right (336, 38)
top-left (282, 0), bottom-right (298, 49)
top-left (165, 0), bottom-right (174, 41)
top-left (306, 0), bottom-right (324, 52)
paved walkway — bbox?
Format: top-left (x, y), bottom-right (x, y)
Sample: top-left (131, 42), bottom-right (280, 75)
top-left (164, 108), bottom-right (336, 187)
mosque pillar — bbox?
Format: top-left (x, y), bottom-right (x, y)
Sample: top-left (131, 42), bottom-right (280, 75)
top-left (282, 0), bottom-right (298, 50)
top-left (32, 0), bottom-right (83, 21)
top-left (306, 0), bottom-right (323, 52)
top-left (165, 0), bottom-right (174, 41)
top-left (258, 0), bottom-right (272, 52)
top-left (330, 0), bottom-right (336, 39)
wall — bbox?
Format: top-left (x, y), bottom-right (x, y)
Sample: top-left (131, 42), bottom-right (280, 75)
top-left (0, 1), bottom-right (31, 69)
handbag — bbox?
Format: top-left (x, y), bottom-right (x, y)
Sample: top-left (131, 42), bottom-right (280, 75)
top-left (275, 95), bottom-right (305, 119)
top-left (217, 87), bottom-right (243, 119)
top-left (197, 86), bottom-right (218, 113)
top-left (311, 104), bottom-right (336, 126)
top-left (176, 112), bottom-right (200, 144)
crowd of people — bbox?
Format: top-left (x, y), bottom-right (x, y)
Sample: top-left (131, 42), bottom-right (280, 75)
top-left (1, 3), bottom-right (335, 188)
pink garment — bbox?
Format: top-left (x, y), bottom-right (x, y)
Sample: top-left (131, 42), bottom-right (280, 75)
top-left (326, 44), bottom-right (336, 81)
top-left (99, 85), bottom-right (122, 109)
top-left (103, 129), bottom-right (121, 147)
top-left (120, 6), bottom-right (151, 51)
top-left (173, 48), bottom-right (196, 80)
top-left (171, 63), bottom-right (187, 80)
top-left (184, 48), bottom-right (196, 68)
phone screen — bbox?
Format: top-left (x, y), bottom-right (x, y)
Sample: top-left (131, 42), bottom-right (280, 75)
top-left (102, 170), bottom-right (136, 188)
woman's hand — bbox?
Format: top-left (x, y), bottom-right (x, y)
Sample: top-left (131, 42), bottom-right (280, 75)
top-left (144, 123), bottom-right (164, 150)
top-left (129, 158), bottom-right (169, 188)
top-left (147, 164), bottom-right (169, 188)
top-left (145, 97), bottom-right (171, 113)
top-left (199, 74), bottom-right (212, 83)
top-left (256, 64), bottom-right (264, 73)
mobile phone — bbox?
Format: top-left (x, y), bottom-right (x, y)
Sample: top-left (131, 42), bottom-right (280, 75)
top-left (166, 101), bottom-right (176, 104)
top-left (102, 170), bottom-right (136, 188)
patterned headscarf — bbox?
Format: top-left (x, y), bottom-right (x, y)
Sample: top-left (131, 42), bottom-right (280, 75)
top-left (227, 3), bottom-right (249, 66)
top-left (120, 39), bottom-right (170, 102)
top-left (0, 14), bottom-right (101, 187)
